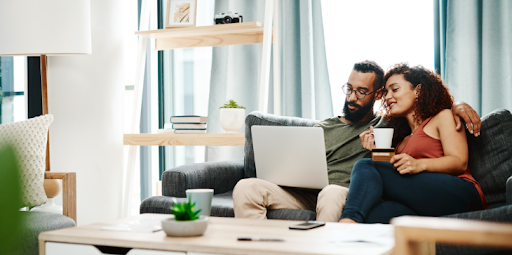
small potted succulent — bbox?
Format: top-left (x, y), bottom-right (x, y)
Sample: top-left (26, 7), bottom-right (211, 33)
top-left (161, 198), bottom-right (209, 237)
top-left (219, 99), bottom-right (246, 133)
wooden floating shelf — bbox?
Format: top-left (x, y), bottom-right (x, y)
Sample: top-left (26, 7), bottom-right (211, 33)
top-left (123, 133), bottom-right (245, 146)
top-left (135, 22), bottom-right (266, 50)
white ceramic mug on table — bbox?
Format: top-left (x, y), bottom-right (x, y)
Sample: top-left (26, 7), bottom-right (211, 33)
top-left (186, 189), bottom-right (214, 216)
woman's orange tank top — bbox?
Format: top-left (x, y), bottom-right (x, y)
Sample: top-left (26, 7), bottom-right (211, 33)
top-left (396, 116), bottom-right (487, 209)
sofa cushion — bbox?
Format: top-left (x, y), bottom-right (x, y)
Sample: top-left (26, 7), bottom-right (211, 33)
top-left (267, 209), bottom-right (316, 221)
top-left (466, 109), bottom-right (512, 207)
top-left (445, 204), bottom-right (512, 222)
top-left (0, 115), bottom-right (53, 207)
top-left (15, 212), bottom-right (75, 255)
top-left (244, 111), bottom-right (320, 178)
top-left (140, 191), bottom-right (236, 217)
top-left (140, 192), bottom-right (316, 221)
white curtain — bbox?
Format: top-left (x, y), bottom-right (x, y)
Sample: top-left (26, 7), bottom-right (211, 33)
top-left (439, 0), bottom-right (512, 116)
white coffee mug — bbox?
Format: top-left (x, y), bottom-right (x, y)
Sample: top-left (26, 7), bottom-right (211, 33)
top-left (373, 128), bottom-right (394, 148)
top-left (186, 189), bottom-right (214, 216)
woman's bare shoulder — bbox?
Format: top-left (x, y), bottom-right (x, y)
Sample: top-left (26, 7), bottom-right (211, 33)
top-left (435, 109), bottom-right (453, 118)
top-left (432, 109), bottom-right (456, 127)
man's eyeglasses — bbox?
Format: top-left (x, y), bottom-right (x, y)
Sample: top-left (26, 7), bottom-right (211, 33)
top-left (342, 84), bottom-right (378, 99)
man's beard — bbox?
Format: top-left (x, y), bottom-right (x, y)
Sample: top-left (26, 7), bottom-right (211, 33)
top-left (342, 99), bottom-right (374, 122)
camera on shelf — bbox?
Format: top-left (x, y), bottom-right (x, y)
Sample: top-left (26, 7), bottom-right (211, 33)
top-left (214, 11), bottom-right (243, 24)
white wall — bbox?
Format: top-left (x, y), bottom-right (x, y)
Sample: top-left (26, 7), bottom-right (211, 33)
top-left (47, 0), bottom-right (125, 225)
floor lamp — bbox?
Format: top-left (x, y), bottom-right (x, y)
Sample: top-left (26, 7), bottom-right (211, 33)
top-left (0, 0), bottom-right (91, 214)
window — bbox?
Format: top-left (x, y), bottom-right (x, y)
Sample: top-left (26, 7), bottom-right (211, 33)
top-left (0, 56), bottom-right (27, 124)
top-left (123, 0), bottom-right (215, 216)
top-left (160, 0), bottom-right (214, 170)
top-left (322, 0), bottom-right (434, 115)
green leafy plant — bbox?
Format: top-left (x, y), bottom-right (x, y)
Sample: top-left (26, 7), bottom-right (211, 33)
top-left (0, 145), bottom-right (23, 254)
top-left (219, 99), bottom-right (245, 109)
top-left (171, 197), bottom-right (202, 221)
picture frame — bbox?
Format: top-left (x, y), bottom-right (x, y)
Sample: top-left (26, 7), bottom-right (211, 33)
top-left (166, 0), bottom-right (197, 28)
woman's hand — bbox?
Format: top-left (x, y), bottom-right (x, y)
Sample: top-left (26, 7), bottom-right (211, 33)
top-left (359, 126), bottom-right (376, 151)
top-left (390, 154), bottom-right (425, 175)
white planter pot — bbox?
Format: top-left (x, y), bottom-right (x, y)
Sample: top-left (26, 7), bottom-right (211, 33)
top-left (161, 215), bottom-right (209, 237)
top-left (220, 108), bottom-right (245, 133)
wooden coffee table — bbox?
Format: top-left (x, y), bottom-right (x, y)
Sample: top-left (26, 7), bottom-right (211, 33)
top-left (39, 214), bottom-right (394, 255)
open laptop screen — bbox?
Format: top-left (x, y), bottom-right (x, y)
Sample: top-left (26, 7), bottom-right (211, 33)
top-left (251, 126), bottom-right (329, 189)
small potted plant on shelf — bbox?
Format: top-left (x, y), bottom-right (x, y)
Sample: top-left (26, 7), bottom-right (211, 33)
top-left (161, 198), bottom-right (209, 237)
top-left (219, 99), bottom-right (246, 133)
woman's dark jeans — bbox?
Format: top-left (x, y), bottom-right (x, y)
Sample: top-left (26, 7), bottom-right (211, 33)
top-left (341, 159), bottom-right (484, 223)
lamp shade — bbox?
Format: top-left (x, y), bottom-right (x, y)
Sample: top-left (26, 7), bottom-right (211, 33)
top-left (0, 0), bottom-right (91, 56)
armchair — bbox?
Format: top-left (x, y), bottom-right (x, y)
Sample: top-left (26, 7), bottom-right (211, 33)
top-left (0, 115), bottom-right (76, 255)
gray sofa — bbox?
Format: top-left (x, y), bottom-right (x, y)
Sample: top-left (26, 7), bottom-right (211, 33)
top-left (141, 109), bottom-right (512, 254)
top-left (141, 111), bottom-right (321, 220)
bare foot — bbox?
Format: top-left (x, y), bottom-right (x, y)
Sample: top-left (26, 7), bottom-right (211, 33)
top-left (338, 218), bottom-right (358, 224)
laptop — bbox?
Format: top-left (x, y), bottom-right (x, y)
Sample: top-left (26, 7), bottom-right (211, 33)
top-left (251, 126), bottom-right (329, 189)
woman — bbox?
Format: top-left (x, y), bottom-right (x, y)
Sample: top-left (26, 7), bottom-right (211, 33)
top-left (339, 63), bottom-right (486, 223)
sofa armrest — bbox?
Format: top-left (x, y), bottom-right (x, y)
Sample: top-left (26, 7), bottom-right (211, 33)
top-left (44, 172), bottom-right (76, 223)
top-left (507, 175), bottom-right (512, 205)
top-left (162, 159), bottom-right (244, 197)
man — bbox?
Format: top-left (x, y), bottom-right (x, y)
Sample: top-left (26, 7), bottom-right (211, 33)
top-left (233, 60), bottom-right (481, 222)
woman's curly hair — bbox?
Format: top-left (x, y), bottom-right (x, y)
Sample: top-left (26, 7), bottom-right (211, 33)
top-left (382, 63), bottom-right (453, 147)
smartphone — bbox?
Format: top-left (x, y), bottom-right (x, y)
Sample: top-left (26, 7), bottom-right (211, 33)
top-left (289, 221), bottom-right (325, 230)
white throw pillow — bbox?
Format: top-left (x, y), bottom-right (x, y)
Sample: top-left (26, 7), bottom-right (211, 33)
top-left (0, 114), bottom-right (53, 207)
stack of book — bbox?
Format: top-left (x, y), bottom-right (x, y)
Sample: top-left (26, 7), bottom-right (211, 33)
top-left (169, 115), bottom-right (208, 134)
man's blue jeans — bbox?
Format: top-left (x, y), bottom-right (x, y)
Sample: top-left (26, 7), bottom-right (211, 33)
top-left (341, 159), bottom-right (484, 223)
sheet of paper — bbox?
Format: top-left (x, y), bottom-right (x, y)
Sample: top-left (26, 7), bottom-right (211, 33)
top-left (328, 224), bottom-right (395, 246)
top-left (101, 219), bottom-right (162, 233)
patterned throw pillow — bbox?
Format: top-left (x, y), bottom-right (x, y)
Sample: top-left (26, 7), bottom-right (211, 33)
top-left (0, 115), bottom-right (53, 207)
